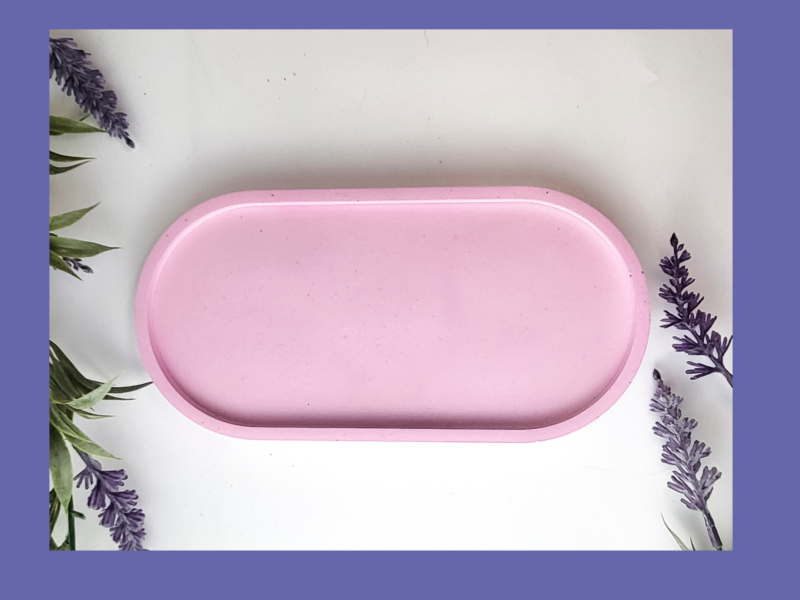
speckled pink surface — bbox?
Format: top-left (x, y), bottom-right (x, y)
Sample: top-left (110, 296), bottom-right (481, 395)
top-left (135, 187), bottom-right (649, 441)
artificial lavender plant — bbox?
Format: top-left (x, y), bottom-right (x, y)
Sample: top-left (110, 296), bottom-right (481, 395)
top-left (650, 370), bottom-right (723, 550)
top-left (49, 36), bottom-right (148, 550)
top-left (49, 37), bottom-right (135, 148)
top-left (659, 234), bottom-right (732, 387)
top-left (49, 341), bottom-right (150, 551)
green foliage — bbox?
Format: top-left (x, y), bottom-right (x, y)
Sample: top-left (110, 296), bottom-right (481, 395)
top-left (49, 489), bottom-right (84, 550)
top-left (49, 489), bottom-right (60, 535)
top-left (49, 116), bottom-right (110, 277)
top-left (49, 235), bottom-right (118, 258)
top-left (49, 115), bottom-right (105, 135)
top-left (67, 378), bottom-right (117, 411)
top-left (49, 150), bottom-right (94, 175)
top-left (49, 250), bottom-right (80, 279)
top-left (49, 53), bottom-right (145, 551)
top-left (49, 424), bottom-right (72, 514)
top-left (49, 342), bottom-right (151, 399)
top-left (50, 151), bottom-right (93, 163)
top-left (49, 203), bottom-right (98, 231)
top-left (48, 342), bottom-right (151, 549)
top-left (662, 515), bottom-right (696, 551)
top-left (50, 162), bottom-right (91, 175)
top-left (48, 203), bottom-right (117, 277)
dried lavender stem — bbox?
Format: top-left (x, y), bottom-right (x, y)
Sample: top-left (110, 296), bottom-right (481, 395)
top-left (702, 510), bottom-right (723, 551)
top-left (650, 370), bottom-right (724, 551)
top-left (683, 324), bottom-right (733, 388)
top-left (712, 357), bottom-right (732, 388)
top-left (659, 235), bottom-right (733, 387)
top-left (668, 420), bottom-right (724, 551)
top-left (667, 241), bottom-right (733, 388)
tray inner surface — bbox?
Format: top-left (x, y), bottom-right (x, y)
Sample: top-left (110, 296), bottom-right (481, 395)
top-left (147, 200), bottom-right (636, 430)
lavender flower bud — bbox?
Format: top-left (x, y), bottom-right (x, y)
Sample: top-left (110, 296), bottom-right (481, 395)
top-left (73, 451), bottom-right (146, 550)
top-left (650, 371), bottom-right (723, 550)
top-left (49, 37), bottom-right (135, 149)
top-left (62, 257), bottom-right (94, 274)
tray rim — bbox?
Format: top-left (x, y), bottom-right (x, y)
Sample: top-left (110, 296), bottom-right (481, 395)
top-left (135, 186), bottom-right (650, 442)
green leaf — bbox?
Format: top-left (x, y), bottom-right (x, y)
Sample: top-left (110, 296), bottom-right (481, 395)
top-left (49, 341), bottom-right (150, 396)
top-left (71, 407), bottom-right (112, 419)
top-left (49, 203), bottom-right (99, 231)
top-left (662, 515), bottom-right (693, 551)
top-left (50, 404), bottom-right (92, 443)
top-left (49, 375), bottom-right (72, 404)
top-left (62, 433), bottom-right (118, 460)
top-left (49, 342), bottom-right (96, 392)
top-left (49, 489), bottom-right (61, 535)
top-left (49, 250), bottom-right (81, 279)
top-left (50, 161), bottom-right (91, 175)
top-left (50, 382), bottom-right (73, 414)
top-left (49, 425), bottom-right (72, 514)
top-left (50, 351), bottom-right (86, 401)
top-left (50, 151), bottom-right (93, 163)
top-left (50, 115), bottom-right (105, 135)
top-left (67, 378), bottom-right (117, 411)
top-left (50, 405), bottom-right (117, 458)
top-left (107, 381), bottom-right (152, 394)
top-left (50, 235), bottom-right (118, 258)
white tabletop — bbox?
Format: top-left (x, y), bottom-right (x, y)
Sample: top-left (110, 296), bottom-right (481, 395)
top-left (49, 29), bottom-right (732, 550)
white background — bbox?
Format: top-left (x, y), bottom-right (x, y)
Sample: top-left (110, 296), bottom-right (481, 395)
top-left (49, 30), bottom-right (732, 550)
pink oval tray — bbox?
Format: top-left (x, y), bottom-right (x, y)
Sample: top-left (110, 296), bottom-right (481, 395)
top-left (136, 187), bottom-right (649, 442)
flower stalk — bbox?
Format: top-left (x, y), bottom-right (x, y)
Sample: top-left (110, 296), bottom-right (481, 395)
top-left (658, 234), bottom-right (732, 387)
top-left (650, 370), bottom-right (723, 550)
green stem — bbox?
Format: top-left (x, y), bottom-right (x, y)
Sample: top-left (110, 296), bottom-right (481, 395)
top-left (67, 498), bottom-right (76, 551)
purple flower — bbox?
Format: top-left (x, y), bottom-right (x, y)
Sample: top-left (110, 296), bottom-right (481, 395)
top-left (62, 257), bottom-right (93, 274)
top-left (658, 234), bottom-right (732, 387)
top-left (650, 370), bottom-right (723, 550)
top-left (74, 451), bottom-right (146, 551)
top-left (49, 37), bottom-right (135, 149)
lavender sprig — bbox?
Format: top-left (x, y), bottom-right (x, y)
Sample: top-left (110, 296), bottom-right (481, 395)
top-left (49, 37), bottom-right (135, 149)
top-left (658, 234), bottom-right (732, 387)
top-left (74, 451), bottom-right (146, 550)
top-left (650, 370), bottom-right (723, 550)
